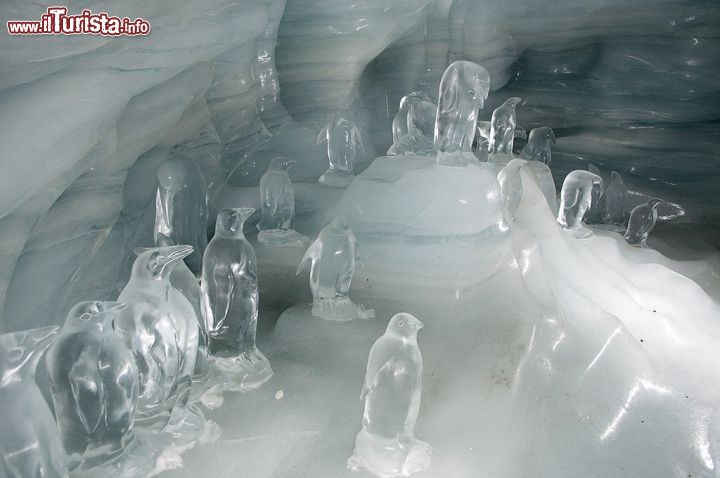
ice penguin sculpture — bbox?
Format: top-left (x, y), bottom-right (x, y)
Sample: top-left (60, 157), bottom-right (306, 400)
top-left (115, 245), bottom-right (201, 433)
top-left (201, 207), bottom-right (273, 391)
top-left (317, 114), bottom-right (366, 187)
top-left (348, 313), bottom-right (430, 478)
top-left (434, 60), bottom-right (491, 165)
top-left (0, 327), bottom-right (67, 478)
top-left (497, 158), bottom-right (527, 220)
top-left (520, 126), bottom-right (556, 165)
top-left (557, 170), bottom-right (604, 238)
top-left (296, 216), bottom-right (374, 321)
top-left (625, 198), bottom-right (665, 247)
top-left (488, 97), bottom-right (522, 155)
top-left (155, 157), bottom-right (209, 275)
top-left (257, 157), bottom-right (310, 247)
top-left (387, 91), bottom-right (436, 156)
top-left (45, 302), bottom-right (146, 475)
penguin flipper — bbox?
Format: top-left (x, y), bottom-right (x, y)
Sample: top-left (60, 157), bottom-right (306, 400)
top-left (69, 347), bottom-right (105, 435)
top-left (296, 240), bottom-right (320, 275)
top-left (316, 125), bottom-right (329, 145)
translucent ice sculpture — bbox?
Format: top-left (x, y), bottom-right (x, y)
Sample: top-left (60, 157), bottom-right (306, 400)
top-left (153, 233), bottom-right (209, 382)
top-left (155, 158), bottom-right (209, 275)
top-left (602, 171), bottom-right (628, 225)
top-left (296, 216), bottom-right (374, 321)
top-left (348, 313), bottom-right (430, 478)
top-left (557, 170), bottom-right (604, 238)
top-left (497, 158), bottom-right (527, 220)
top-left (0, 326), bottom-right (67, 478)
top-left (520, 126), bottom-right (555, 165)
top-left (317, 114), bottom-right (366, 187)
top-left (115, 245), bottom-right (200, 432)
top-left (434, 61), bottom-right (491, 165)
top-left (387, 91), bottom-right (436, 156)
top-left (624, 198), bottom-right (664, 247)
top-left (45, 301), bottom-right (146, 475)
top-left (257, 158), bottom-right (310, 247)
top-left (201, 208), bottom-right (273, 391)
top-left (489, 97), bottom-right (522, 154)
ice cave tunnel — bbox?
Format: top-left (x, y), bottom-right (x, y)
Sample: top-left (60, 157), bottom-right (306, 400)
top-left (1, 1), bottom-right (720, 477)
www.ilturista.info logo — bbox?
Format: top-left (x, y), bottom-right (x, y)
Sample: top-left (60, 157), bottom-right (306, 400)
top-left (7, 7), bottom-right (150, 36)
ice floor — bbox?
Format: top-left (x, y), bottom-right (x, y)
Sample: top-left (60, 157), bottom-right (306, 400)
top-left (162, 160), bottom-right (720, 478)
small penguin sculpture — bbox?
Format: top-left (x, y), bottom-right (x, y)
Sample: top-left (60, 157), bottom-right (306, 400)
top-left (387, 91), bottom-right (436, 157)
top-left (497, 158), bottom-right (527, 220)
top-left (625, 198), bottom-right (664, 248)
top-left (257, 157), bottom-right (310, 247)
top-left (489, 97), bottom-right (522, 155)
top-left (0, 326), bottom-right (67, 478)
top-left (114, 245), bottom-right (200, 432)
top-left (434, 61), bottom-right (491, 165)
top-left (155, 157), bottom-right (209, 276)
top-left (557, 170), bottom-right (604, 238)
top-left (45, 301), bottom-right (142, 474)
top-left (317, 114), bottom-right (366, 187)
top-left (201, 208), bottom-right (273, 391)
top-left (520, 127), bottom-right (555, 165)
top-left (348, 313), bottom-right (431, 478)
top-left (603, 170), bottom-right (628, 225)
top-left (296, 216), bottom-right (374, 321)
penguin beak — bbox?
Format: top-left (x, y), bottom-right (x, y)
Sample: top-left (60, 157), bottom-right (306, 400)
top-left (284, 160), bottom-right (297, 170)
top-left (167, 245), bottom-right (194, 263)
top-left (414, 319), bottom-right (424, 330)
top-left (549, 130), bottom-right (556, 145)
top-left (104, 302), bottom-right (128, 314)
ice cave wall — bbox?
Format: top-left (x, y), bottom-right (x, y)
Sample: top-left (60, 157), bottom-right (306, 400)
top-left (0, 0), bottom-right (718, 332)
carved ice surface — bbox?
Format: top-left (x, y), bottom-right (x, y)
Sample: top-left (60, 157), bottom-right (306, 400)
top-left (318, 115), bottom-right (366, 187)
top-left (45, 301), bottom-right (148, 476)
top-left (155, 158), bottom-right (209, 276)
top-left (489, 97), bottom-right (521, 154)
top-left (0, 327), bottom-right (66, 478)
top-left (387, 92), bottom-right (436, 157)
top-left (625, 199), bottom-right (665, 248)
top-left (257, 158), bottom-right (309, 247)
top-left (520, 126), bottom-right (555, 165)
top-left (297, 216), bottom-right (374, 321)
top-left (497, 158), bottom-right (528, 220)
top-left (348, 313), bottom-right (430, 478)
top-left (434, 61), bottom-right (491, 165)
top-left (557, 170), bottom-right (604, 238)
top-left (201, 208), bottom-right (272, 392)
top-left (114, 246), bottom-right (200, 433)
top-left (603, 171), bottom-right (629, 225)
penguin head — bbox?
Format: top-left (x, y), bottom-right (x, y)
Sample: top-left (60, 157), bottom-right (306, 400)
top-left (610, 170), bottom-right (623, 184)
top-left (531, 126), bottom-right (555, 145)
top-left (330, 215), bottom-right (351, 234)
top-left (648, 198), bottom-right (665, 210)
top-left (156, 159), bottom-right (188, 192)
top-left (269, 157), bottom-right (297, 171)
top-left (65, 301), bottom-right (127, 330)
top-left (0, 326), bottom-right (60, 384)
top-left (505, 97), bottom-right (522, 108)
top-left (439, 61), bottom-right (491, 112)
top-left (215, 207), bottom-right (255, 236)
top-left (386, 313), bottom-right (424, 340)
top-left (131, 245), bottom-right (194, 280)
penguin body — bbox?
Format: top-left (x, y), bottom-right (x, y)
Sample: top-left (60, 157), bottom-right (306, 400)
top-left (557, 170), bottom-right (604, 230)
top-left (362, 313), bottom-right (424, 442)
top-left (0, 327), bottom-right (66, 478)
top-left (520, 127), bottom-right (555, 165)
top-left (114, 245), bottom-right (199, 430)
top-left (155, 158), bottom-right (209, 275)
top-left (318, 115), bottom-right (365, 186)
top-left (259, 158), bottom-right (296, 233)
top-left (497, 158), bottom-right (528, 220)
top-left (489, 97), bottom-right (521, 154)
top-left (45, 302), bottom-right (138, 471)
top-left (603, 171), bottom-right (628, 225)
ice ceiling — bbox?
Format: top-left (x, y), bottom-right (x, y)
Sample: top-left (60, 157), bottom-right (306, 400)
top-left (1, 0), bottom-right (720, 477)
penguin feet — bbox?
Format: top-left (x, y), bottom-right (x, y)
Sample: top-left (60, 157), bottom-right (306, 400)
top-left (312, 296), bottom-right (375, 322)
top-left (210, 347), bottom-right (274, 393)
top-left (319, 170), bottom-right (355, 187)
top-left (347, 429), bottom-right (431, 478)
